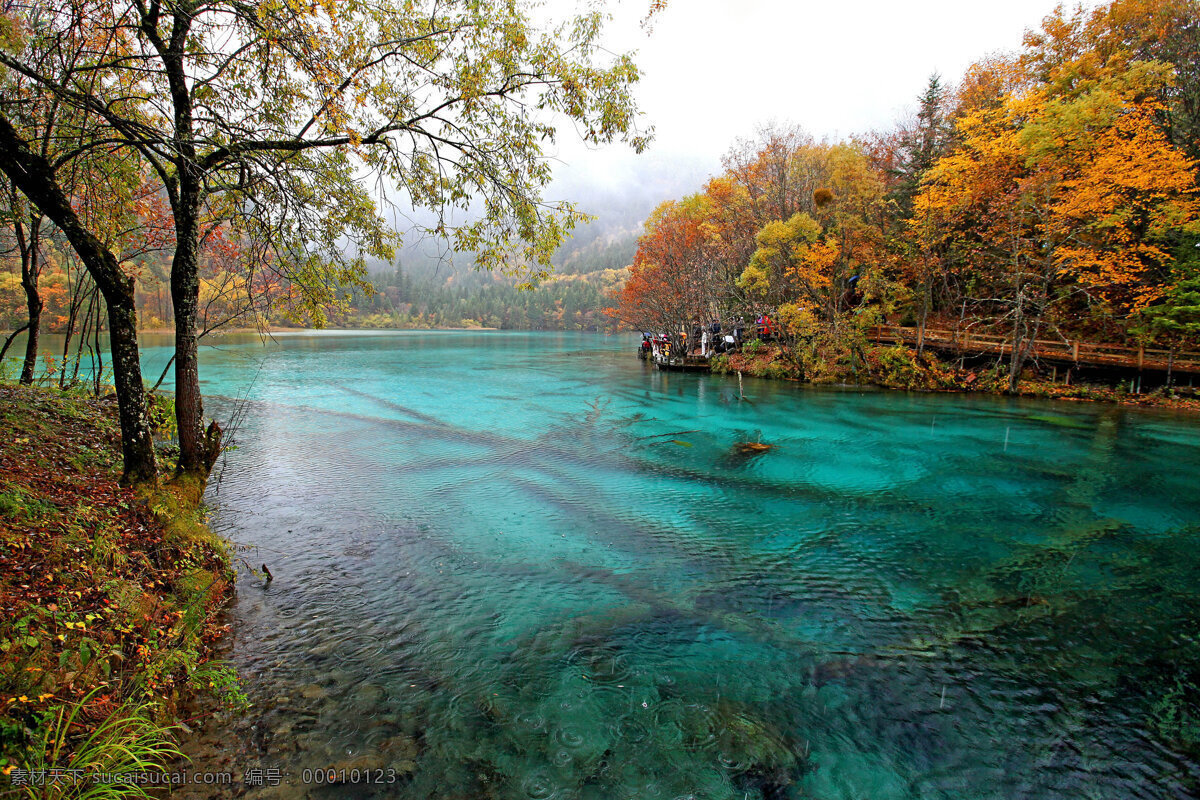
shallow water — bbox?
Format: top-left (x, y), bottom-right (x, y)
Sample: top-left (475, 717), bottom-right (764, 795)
top-left (127, 331), bottom-right (1200, 796)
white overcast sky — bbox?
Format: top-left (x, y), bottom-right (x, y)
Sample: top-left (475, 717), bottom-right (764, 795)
top-left (547, 0), bottom-right (1099, 194)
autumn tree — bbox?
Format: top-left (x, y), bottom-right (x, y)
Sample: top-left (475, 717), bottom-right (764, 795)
top-left (723, 125), bottom-right (827, 230)
top-left (0, 12), bottom-right (163, 483)
top-left (2, 0), bottom-right (647, 480)
top-left (738, 211), bottom-right (825, 332)
top-left (700, 175), bottom-right (759, 312)
top-left (605, 196), bottom-right (721, 350)
top-left (0, 117), bottom-right (158, 483)
top-left (916, 36), bottom-right (1199, 390)
top-left (1025, 0), bottom-right (1200, 161)
top-left (738, 144), bottom-right (885, 343)
top-left (0, 57), bottom-right (77, 385)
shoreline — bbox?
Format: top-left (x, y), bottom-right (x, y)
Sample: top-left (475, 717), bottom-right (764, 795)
top-left (709, 346), bottom-right (1200, 414)
top-left (137, 325), bottom-right (504, 336)
top-left (0, 385), bottom-right (235, 786)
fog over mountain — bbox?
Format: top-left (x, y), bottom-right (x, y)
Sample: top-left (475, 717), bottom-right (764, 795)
top-left (367, 0), bottom-right (1090, 302)
top-left (379, 152), bottom-right (710, 285)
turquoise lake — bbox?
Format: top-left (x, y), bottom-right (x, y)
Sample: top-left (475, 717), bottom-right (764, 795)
top-left (72, 331), bottom-right (1200, 796)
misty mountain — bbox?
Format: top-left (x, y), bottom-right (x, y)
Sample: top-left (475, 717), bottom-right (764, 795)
top-left (375, 153), bottom-right (711, 287)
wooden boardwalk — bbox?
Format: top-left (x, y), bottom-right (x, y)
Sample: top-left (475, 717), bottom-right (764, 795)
top-left (867, 325), bottom-right (1200, 376)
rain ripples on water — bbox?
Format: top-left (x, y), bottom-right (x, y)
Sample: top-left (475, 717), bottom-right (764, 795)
top-left (143, 330), bottom-right (1200, 799)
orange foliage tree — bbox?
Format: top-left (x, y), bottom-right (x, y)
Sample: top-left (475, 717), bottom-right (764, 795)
top-left (604, 196), bottom-right (722, 350)
top-left (915, 29), bottom-right (1200, 389)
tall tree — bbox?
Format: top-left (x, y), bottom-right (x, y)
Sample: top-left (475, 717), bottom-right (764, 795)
top-left (0, 115), bottom-right (157, 484)
top-left (605, 196), bottom-right (720, 349)
top-left (1, 182), bottom-right (43, 384)
top-left (0, 8), bottom-right (160, 483)
top-left (2, 0), bottom-right (647, 479)
top-left (888, 74), bottom-right (953, 220)
top-left (0, 60), bottom-right (67, 385)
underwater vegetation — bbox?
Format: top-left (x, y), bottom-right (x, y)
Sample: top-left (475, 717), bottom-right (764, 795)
top-left (171, 331), bottom-right (1200, 799)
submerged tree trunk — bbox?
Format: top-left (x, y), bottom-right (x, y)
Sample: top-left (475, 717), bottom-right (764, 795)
top-left (0, 113), bottom-right (157, 485)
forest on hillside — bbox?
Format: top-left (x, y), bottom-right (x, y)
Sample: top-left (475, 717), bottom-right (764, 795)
top-left (3, 0), bottom-right (1199, 380)
top-left (607, 0), bottom-right (1200, 390)
top-left (0, 138), bottom-right (684, 344)
top-left (333, 264), bottom-right (631, 330)
top-left (0, 223), bottom-right (637, 339)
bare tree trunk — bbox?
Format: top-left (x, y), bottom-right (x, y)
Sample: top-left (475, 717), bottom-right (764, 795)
top-left (916, 279), bottom-right (930, 357)
top-left (105, 282), bottom-right (156, 484)
top-left (171, 189), bottom-right (221, 476)
top-left (0, 321), bottom-right (30, 364)
top-left (19, 267), bottom-right (41, 384)
top-left (92, 297), bottom-right (104, 396)
top-left (1007, 285), bottom-right (1025, 394)
top-left (956, 298), bottom-right (966, 369)
top-left (70, 288), bottom-right (94, 388)
top-left (72, 288), bottom-right (95, 387)
top-left (11, 198), bottom-right (43, 385)
top-left (1007, 260), bottom-right (1053, 394)
top-left (155, 10), bottom-right (222, 480)
top-left (60, 271), bottom-right (93, 388)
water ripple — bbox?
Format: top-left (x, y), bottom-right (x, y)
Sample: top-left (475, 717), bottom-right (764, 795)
top-left (188, 332), bottom-right (1200, 800)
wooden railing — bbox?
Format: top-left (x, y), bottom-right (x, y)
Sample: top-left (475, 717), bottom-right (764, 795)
top-left (868, 325), bottom-right (1200, 374)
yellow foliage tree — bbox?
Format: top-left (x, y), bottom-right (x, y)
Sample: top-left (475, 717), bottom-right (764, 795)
top-left (739, 144), bottom-right (885, 341)
top-left (915, 46), bottom-right (1199, 390)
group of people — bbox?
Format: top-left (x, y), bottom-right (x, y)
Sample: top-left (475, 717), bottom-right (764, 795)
top-left (689, 320), bottom-right (738, 357)
top-left (638, 332), bottom-right (670, 360)
top-left (637, 315), bottom-right (775, 361)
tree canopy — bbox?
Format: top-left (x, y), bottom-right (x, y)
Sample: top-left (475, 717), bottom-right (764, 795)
top-left (607, 0), bottom-right (1200, 391)
top-left (1, 0), bottom-right (650, 480)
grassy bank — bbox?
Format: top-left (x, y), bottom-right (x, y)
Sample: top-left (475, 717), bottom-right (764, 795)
top-left (0, 384), bottom-right (236, 796)
top-left (711, 343), bottom-right (1200, 411)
